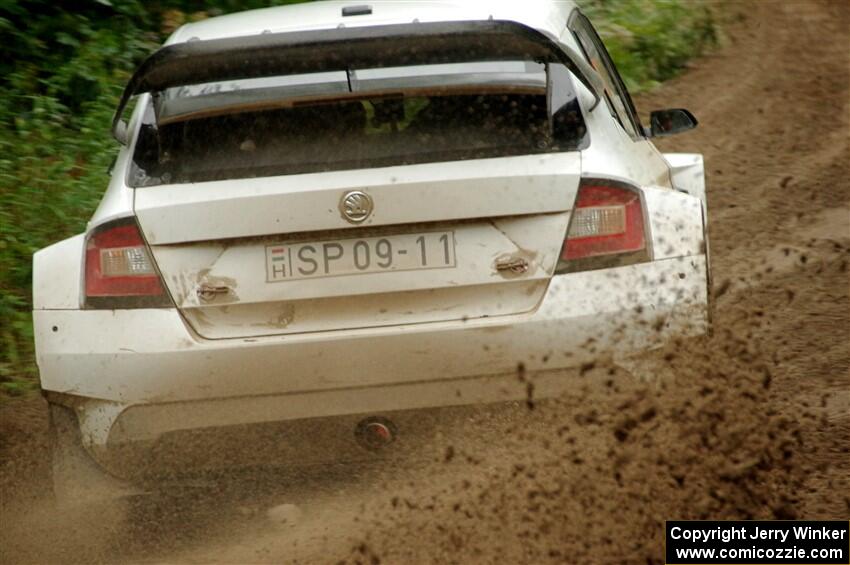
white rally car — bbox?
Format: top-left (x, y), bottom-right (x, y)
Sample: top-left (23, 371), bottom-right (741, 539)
top-left (33, 0), bottom-right (709, 499)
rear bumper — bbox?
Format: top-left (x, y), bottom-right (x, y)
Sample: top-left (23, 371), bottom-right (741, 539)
top-left (35, 255), bottom-right (708, 467)
top-left (45, 396), bottom-right (536, 482)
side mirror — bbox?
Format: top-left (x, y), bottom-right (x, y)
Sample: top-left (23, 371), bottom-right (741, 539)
top-left (648, 108), bottom-right (698, 137)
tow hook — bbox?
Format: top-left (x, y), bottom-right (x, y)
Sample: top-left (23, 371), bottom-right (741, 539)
top-left (495, 257), bottom-right (529, 274)
top-left (197, 283), bottom-right (231, 302)
top-left (355, 417), bottom-right (397, 451)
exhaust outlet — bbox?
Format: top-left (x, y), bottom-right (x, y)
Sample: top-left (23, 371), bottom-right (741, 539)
top-left (355, 417), bottom-right (396, 451)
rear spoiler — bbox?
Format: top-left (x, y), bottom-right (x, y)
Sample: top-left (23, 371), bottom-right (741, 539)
top-left (112, 19), bottom-right (603, 143)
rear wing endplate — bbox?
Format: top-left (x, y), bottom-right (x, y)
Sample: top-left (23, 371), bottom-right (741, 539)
top-left (112, 19), bottom-right (602, 143)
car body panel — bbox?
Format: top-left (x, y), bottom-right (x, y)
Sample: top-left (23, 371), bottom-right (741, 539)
top-left (642, 186), bottom-right (705, 260)
top-left (135, 153), bottom-right (582, 337)
top-left (133, 153), bottom-right (581, 245)
top-left (32, 234), bottom-right (85, 310)
top-left (574, 72), bottom-right (671, 190)
top-left (664, 152), bottom-right (707, 206)
top-left (88, 96), bottom-right (147, 228)
top-left (152, 213), bottom-right (569, 339)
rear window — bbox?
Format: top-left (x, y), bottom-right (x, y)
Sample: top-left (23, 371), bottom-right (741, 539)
top-left (129, 61), bottom-right (587, 187)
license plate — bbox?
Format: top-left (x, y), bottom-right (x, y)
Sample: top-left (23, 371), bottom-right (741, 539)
top-left (265, 231), bottom-right (456, 282)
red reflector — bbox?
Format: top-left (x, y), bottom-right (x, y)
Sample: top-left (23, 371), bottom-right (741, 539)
top-left (85, 219), bottom-right (167, 304)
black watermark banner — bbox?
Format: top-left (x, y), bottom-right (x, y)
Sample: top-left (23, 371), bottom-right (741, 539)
top-left (666, 521), bottom-right (849, 564)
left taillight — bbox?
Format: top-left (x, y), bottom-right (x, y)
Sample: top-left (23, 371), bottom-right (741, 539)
top-left (84, 217), bottom-right (171, 308)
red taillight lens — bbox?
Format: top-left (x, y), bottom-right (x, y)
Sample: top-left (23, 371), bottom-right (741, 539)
top-left (85, 218), bottom-right (170, 308)
top-left (555, 179), bottom-right (650, 274)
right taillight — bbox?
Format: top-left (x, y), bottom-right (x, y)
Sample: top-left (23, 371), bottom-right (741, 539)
top-left (84, 217), bottom-right (171, 308)
top-left (555, 178), bottom-right (651, 274)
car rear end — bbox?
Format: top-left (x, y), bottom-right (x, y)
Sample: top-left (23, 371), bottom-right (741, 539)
top-left (33, 16), bottom-right (709, 486)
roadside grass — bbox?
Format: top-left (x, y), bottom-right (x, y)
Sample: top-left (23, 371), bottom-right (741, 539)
top-left (0, 0), bottom-right (716, 398)
top-left (582, 0), bottom-right (717, 93)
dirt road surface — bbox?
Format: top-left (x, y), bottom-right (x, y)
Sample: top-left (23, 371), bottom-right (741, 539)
top-left (1, 1), bottom-right (848, 563)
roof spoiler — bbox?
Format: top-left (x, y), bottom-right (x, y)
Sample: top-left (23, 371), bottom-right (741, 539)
top-left (111, 19), bottom-right (603, 143)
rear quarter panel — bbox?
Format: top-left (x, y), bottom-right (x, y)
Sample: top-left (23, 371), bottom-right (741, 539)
top-left (642, 186), bottom-right (705, 260)
top-left (32, 234), bottom-right (85, 310)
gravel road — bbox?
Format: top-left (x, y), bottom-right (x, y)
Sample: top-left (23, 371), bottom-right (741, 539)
top-left (1, 1), bottom-right (847, 563)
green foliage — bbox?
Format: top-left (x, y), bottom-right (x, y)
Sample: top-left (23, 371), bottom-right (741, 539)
top-left (0, 1), bottom-right (156, 384)
top-left (0, 0), bottom-right (715, 394)
top-left (582, 0), bottom-right (717, 92)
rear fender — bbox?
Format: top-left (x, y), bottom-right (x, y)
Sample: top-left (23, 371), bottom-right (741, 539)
top-left (661, 152), bottom-right (712, 327)
top-left (33, 234), bottom-right (85, 310)
top-left (641, 183), bottom-right (710, 331)
top-left (663, 153), bottom-right (706, 208)
top-left (641, 185), bottom-right (704, 261)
